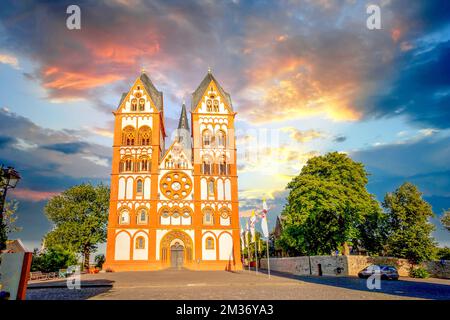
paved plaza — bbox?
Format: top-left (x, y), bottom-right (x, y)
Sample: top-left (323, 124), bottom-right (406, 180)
top-left (26, 269), bottom-right (450, 300)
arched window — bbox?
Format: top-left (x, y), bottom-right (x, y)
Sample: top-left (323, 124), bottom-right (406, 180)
top-left (216, 130), bottom-right (226, 147)
top-left (213, 99), bottom-right (219, 112)
top-left (202, 129), bottom-right (212, 147)
top-left (122, 126), bottom-right (136, 146)
top-left (202, 156), bottom-right (213, 175)
top-left (119, 210), bottom-right (130, 225)
top-left (218, 155), bottom-right (228, 175)
top-left (119, 157), bottom-right (134, 172)
top-left (205, 237), bottom-right (214, 249)
top-left (206, 99), bottom-right (213, 112)
top-left (165, 155), bottom-right (173, 169)
top-left (220, 208), bottom-right (231, 225)
top-left (139, 98), bottom-right (145, 111)
top-left (137, 208), bottom-right (148, 224)
top-left (131, 99), bottom-right (137, 111)
top-left (139, 157), bottom-right (150, 172)
top-left (135, 236), bottom-right (145, 249)
top-left (203, 208), bottom-right (214, 225)
top-left (136, 179), bottom-right (143, 194)
top-left (207, 179), bottom-right (215, 197)
top-left (220, 208), bottom-right (230, 219)
top-left (138, 126), bottom-right (151, 146)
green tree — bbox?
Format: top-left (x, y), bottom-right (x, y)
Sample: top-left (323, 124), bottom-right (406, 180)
top-left (3, 199), bottom-right (21, 235)
top-left (383, 182), bottom-right (437, 264)
top-left (44, 183), bottom-right (110, 270)
top-left (0, 200), bottom-right (22, 251)
top-left (31, 247), bottom-right (77, 273)
top-left (277, 152), bottom-right (381, 256)
top-left (441, 210), bottom-right (450, 231)
top-left (436, 247), bottom-right (450, 260)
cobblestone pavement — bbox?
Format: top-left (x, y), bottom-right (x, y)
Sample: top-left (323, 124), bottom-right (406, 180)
top-left (26, 269), bottom-right (450, 300)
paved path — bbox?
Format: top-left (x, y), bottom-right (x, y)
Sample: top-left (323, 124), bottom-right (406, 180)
top-left (26, 269), bottom-right (450, 300)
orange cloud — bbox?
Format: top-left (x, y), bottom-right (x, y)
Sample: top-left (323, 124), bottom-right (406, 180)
top-left (11, 189), bottom-right (59, 202)
top-left (43, 68), bottom-right (123, 91)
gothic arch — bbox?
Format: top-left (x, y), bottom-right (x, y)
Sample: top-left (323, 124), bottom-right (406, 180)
top-left (160, 230), bottom-right (193, 264)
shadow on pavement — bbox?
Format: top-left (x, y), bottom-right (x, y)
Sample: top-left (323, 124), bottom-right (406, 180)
top-left (256, 268), bottom-right (450, 300)
top-left (26, 279), bottom-right (114, 300)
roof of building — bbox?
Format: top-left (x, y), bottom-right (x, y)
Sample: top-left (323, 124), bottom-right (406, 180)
top-left (191, 70), bottom-right (233, 111)
top-left (117, 72), bottom-right (163, 111)
top-left (177, 103), bottom-right (190, 130)
top-left (140, 72), bottom-right (163, 111)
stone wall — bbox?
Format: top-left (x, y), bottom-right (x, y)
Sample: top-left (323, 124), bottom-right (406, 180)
top-left (260, 256), bottom-right (450, 279)
top-left (424, 260), bottom-right (450, 279)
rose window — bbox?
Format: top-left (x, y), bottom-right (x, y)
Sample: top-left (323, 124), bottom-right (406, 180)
top-left (160, 171), bottom-right (192, 200)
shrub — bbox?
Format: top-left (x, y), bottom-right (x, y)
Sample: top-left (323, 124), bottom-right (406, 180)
top-left (409, 267), bottom-right (430, 278)
top-left (95, 254), bottom-right (105, 269)
top-left (31, 248), bottom-right (78, 273)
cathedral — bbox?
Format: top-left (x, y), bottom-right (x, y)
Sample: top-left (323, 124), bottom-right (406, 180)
top-left (103, 69), bottom-right (242, 271)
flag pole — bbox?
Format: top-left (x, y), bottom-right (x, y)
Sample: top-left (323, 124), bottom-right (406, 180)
top-left (254, 237), bottom-right (258, 274)
top-left (247, 233), bottom-right (250, 271)
top-left (266, 236), bottom-right (271, 279)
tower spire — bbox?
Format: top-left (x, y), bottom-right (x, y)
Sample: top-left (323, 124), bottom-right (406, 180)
top-left (177, 102), bottom-right (189, 131)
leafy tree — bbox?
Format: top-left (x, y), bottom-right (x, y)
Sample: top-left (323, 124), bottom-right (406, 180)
top-left (436, 247), bottom-right (450, 260)
top-left (383, 182), bottom-right (437, 264)
top-left (31, 247), bottom-right (78, 273)
top-left (0, 200), bottom-right (22, 250)
top-left (278, 152), bottom-right (381, 255)
top-left (441, 210), bottom-right (450, 231)
top-left (3, 199), bottom-right (21, 235)
top-left (44, 183), bottom-right (110, 270)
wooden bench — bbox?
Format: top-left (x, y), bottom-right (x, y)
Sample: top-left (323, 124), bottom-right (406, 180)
top-left (30, 271), bottom-right (47, 281)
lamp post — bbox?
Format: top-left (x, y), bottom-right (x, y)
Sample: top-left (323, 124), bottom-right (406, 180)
top-left (0, 165), bottom-right (21, 251)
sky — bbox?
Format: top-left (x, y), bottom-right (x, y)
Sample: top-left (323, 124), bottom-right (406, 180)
top-left (0, 0), bottom-right (449, 251)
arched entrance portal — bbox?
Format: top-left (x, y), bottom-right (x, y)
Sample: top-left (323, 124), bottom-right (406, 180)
top-left (170, 242), bottom-right (184, 269)
top-left (160, 230), bottom-right (193, 269)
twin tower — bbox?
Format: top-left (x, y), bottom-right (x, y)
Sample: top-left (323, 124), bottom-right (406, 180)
top-left (104, 70), bottom-right (242, 271)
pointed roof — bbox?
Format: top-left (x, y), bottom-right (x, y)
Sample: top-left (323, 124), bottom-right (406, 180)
top-left (140, 72), bottom-right (163, 111)
top-left (177, 102), bottom-right (190, 130)
top-left (191, 70), bottom-right (233, 111)
top-left (117, 92), bottom-right (128, 109)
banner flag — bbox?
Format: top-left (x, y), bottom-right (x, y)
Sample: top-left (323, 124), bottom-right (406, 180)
top-left (261, 198), bottom-right (269, 238)
top-left (240, 227), bottom-right (245, 250)
top-left (250, 210), bottom-right (256, 243)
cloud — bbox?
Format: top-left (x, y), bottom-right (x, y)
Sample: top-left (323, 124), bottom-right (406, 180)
top-left (0, 53), bottom-right (19, 69)
top-left (1, 0), bottom-right (449, 128)
top-left (282, 127), bottom-right (326, 143)
top-left (0, 135), bottom-right (16, 148)
top-left (366, 40), bottom-right (450, 129)
top-left (333, 135), bottom-right (347, 143)
top-left (11, 189), bottom-right (60, 202)
top-left (41, 142), bottom-right (90, 154)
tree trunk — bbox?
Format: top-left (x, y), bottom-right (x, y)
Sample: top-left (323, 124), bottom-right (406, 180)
top-left (83, 247), bottom-right (90, 271)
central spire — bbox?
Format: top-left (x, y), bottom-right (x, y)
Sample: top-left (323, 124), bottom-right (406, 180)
top-left (177, 102), bottom-right (189, 131)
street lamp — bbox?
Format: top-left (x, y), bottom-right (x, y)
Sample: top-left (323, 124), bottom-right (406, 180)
top-left (0, 165), bottom-right (21, 251)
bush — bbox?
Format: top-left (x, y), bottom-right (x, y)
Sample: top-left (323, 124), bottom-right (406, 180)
top-left (409, 267), bottom-right (430, 278)
top-left (95, 254), bottom-right (105, 269)
top-left (31, 248), bottom-right (78, 273)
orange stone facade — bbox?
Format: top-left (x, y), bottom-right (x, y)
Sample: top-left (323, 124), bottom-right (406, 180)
top-left (103, 71), bottom-right (242, 271)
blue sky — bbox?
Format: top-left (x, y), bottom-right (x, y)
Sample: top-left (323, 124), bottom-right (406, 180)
top-left (0, 0), bottom-right (449, 251)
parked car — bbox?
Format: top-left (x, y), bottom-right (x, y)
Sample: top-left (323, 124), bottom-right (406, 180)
top-left (358, 265), bottom-right (399, 280)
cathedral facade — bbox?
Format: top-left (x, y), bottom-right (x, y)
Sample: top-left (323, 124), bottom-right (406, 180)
top-left (103, 70), bottom-right (242, 271)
